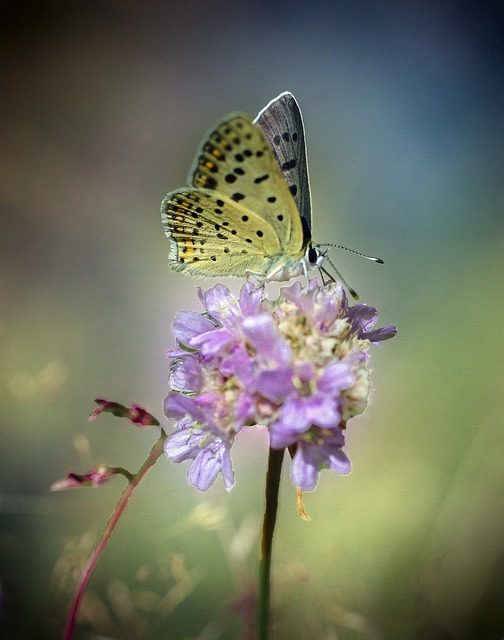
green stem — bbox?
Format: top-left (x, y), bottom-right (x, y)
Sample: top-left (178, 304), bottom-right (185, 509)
top-left (62, 430), bottom-right (167, 640)
top-left (258, 447), bottom-right (285, 640)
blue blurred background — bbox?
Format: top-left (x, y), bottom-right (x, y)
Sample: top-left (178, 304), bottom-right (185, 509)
top-left (1, 1), bottom-right (503, 638)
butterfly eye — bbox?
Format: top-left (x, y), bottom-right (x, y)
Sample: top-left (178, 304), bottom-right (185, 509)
top-left (307, 246), bottom-right (322, 266)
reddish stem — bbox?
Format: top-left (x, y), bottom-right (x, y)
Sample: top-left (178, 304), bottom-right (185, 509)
top-left (62, 432), bottom-right (167, 640)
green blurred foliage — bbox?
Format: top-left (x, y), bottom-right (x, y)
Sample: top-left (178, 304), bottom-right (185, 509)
top-left (1, 1), bottom-right (503, 638)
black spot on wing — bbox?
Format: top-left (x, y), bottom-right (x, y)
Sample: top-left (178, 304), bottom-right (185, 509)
top-left (282, 159), bottom-right (297, 171)
top-left (203, 176), bottom-right (217, 189)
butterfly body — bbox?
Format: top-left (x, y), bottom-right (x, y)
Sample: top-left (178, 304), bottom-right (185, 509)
top-left (161, 94), bottom-right (323, 282)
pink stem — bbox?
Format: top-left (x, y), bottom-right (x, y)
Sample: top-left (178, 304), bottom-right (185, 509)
top-left (62, 432), bottom-right (167, 640)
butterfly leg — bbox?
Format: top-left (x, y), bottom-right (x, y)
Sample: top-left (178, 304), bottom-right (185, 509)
top-left (245, 270), bottom-right (268, 288)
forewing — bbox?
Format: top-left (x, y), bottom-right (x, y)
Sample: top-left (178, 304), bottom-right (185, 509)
top-left (253, 92), bottom-right (312, 239)
top-left (189, 113), bottom-right (304, 252)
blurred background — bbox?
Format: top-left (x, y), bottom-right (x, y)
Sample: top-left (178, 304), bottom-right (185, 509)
top-left (1, 0), bottom-right (503, 638)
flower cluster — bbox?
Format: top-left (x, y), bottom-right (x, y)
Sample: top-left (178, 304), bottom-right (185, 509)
top-left (164, 279), bottom-right (396, 491)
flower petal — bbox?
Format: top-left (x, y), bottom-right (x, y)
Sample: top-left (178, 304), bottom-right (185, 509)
top-left (255, 368), bottom-right (294, 402)
top-left (347, 304), bottom-right (378, 333)
top-left (164, 421), bottom-right (206, 462)
top-left (242, 315), bottom-right (292, 367)
top-left (317, 362), bottom-right (355, 395)
top-left (189, 327), bottom-right (234, 356)
top-left (235, 392), bottom-right (255, 424)
top-left (164, 393), bottom-right (207, 423)
top-left (269, 422), bottom-right (296, 449)
top-left (364, 325), bottom-right (398, 343)
top-left (188, 450), bottom-right (221, 491)
top-left (291, 443), bottom-right (320, 491)
top-left (172, 311), bottom-right (216, 344)
top-left (269, 397), bottom-right (311, 448)
top-left (239, 282), bottom-right (263, 316)
top-left (306, 395), bottom-right (341, 429)
top-left (313, 281), bottom-right (346, 330)
top-left (327, 448), bottom-right (352, 475)
top-left (169, 355), bottom-right (203, 392)
top-left (187, 440), bottom-right (234, 491)
top-left (198, 284), bottom-right (240, 328)
top-left (220, 446), bottom-right (235, 490)
top-left (280, 397), bottom-right (309, 432)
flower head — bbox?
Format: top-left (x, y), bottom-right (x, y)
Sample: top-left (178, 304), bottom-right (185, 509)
top-left (164, 279), bottom-right (396, 491)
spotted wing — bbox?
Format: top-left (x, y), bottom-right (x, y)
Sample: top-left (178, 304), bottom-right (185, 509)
top-left (162, 188), bottom-right (291, 278)
top-left (188, 113), bottom-right (304, 253)
top-left (253, 92), bottom-right (312, 241)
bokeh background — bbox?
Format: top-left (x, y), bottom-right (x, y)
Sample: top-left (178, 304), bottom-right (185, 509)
top-left (1, 1), bottom-right (503, 638)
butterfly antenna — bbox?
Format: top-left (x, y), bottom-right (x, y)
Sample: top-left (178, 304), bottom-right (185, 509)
top-left (319, 257), bottom-right (360, 301)
top-left (317, 243), bottom-right (384, 264)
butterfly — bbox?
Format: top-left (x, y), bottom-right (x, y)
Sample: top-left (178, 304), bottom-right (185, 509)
top-left (161, 92), bottom-right (381, 295)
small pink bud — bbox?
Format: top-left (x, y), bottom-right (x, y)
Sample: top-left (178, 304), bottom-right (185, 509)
top-left (51, 465), bottom-right (115, 491)
top-left (89, 398), bottom-right (160, 427)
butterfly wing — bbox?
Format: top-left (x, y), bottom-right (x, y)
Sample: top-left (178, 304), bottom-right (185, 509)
top-left (162, 187), bottom-right (285, 278)
top-left (253, 92), bottom-right (312, 242)
top-left (161, 112), bottom-right (306, 278)
top-left (189, 113), bottom-right (304, 251)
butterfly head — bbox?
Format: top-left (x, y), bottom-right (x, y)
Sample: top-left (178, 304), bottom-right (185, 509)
top-left (306, 244), bottom-right (325, 270)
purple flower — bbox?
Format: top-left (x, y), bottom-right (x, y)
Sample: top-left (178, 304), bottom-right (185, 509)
top-left (346, 304), bottom-right (397, 344)
top-left (291, 429), bottom-right (351, 491)
top-left (164, 278), bottom-right (396, 491)
top-left (164, 418), bottom-right (235, 490)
